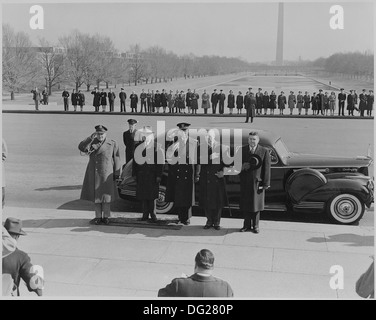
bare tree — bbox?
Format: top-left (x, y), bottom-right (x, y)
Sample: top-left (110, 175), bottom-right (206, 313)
top-left (2, 24), bottom-right (39, 100)
top-left (37, 38), bottom-right (65, 95)
top-left (128, 44), bottom-right (147, 86)
top-left (59, 30), bottom-right (90, 91)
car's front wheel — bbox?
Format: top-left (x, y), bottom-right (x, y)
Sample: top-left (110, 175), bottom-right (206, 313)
top-left (327, 194), bottom-right (365, 224)
top-left (156, 185), bottom-right (174, 214)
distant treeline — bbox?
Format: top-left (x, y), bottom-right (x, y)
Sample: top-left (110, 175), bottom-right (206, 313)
top-left (2, 24), bottom-right (250, 100)
top-left (311, 52), bottom-right (374, 77)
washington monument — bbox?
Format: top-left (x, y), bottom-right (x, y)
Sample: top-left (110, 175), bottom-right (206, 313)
top-left (276, 2), bottom-right (284, 65)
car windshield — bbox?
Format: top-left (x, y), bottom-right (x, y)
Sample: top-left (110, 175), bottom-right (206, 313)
top-left (274, 138), bottom-right (290, 163)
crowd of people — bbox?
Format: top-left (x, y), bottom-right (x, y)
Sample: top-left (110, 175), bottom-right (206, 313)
top-left (29, 86), bottom-right (374, 118)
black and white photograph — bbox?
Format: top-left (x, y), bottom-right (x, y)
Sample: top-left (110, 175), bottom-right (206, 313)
top-left (1, 0), bottom-right (374, 303)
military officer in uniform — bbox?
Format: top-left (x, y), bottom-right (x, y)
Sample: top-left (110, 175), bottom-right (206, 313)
top-left (238, 131), bottom-right (271, 233)
top-left (123, 119), bottom-right (138, 165)
top-left (166, 123), bottom-right (199, 225)
top-left (133, 127), bottom-right (165, 222)
top-left (197, 129), bottom-right (230, 230)
top-left (119, 88), bottom-right (127, 112)
top-left (79, 125), bottom-right (121, 225)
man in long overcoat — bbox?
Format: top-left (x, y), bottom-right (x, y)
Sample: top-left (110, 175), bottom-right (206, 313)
top-left (197, 130), bottom-right (230, 230)
top-left (255, 88), bottom-right (263, 115)
top-left (119, 88), bottom-right (127, 112)
top-left (359, 89), bottom-right (368, 117)
top-left (165, 123), bottom-right (199, 225)
top-left (238, 131), bottom-right (271, 233)
top-left (347, 90), bottom-right (355, 116)
top-left (123, 119), bottom-right (138, 165)
top-left (337, 88), bottom-right (346, 116)
top-left (91, 88), bottom-right (101, 112)
top-left (79, 125), bottom-right (121, 224)
top-left (108, 88), bottom-right (116, 112)
top-left (211, 89), bottom-right (218, 114)
top-left (218, 90), bottom-right (226, 114)
top-left (277, 91), bottom-right (286, 115)
top-left (133, 128), bottom-right (165, 222)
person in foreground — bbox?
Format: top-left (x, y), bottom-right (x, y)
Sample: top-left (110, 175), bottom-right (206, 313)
top-left (158, 249), bottom-right (234, 297)
top-left (2, 218), bottom-right (44, 296)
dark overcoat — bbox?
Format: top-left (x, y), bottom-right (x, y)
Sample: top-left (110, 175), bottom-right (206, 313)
top-left (71, 92), bottom-right (79, 105)
top-left (130, 94), bottom-right (138, 108)
top-left (123, 129), bottom-right (138, 164)
top-left (133, 143), bottom-right (164, 200)
top-left (161, 93), bottom-right (167, 107)
top-left (367, 94), bottom-right (374, 111)
top-left (78, 93), bottom-right (85, 106)
top-left (262, 95), bottom-right (269, 109)
top-left (154, 93), bottom-right (161, 108)
top-left (239, 144), bottom-right (271, 213)
top-left (269, 94), bottom-right (277, 109)
top-left (158, 273), bottom-right (234, 297)
top-left (311, 95), bottom-right (318, 110)
top-left (236, 95), bottom-right (243, 109)
top-left (190, 93), bottom-right (199, 110)
top-left (165, 140), bottom-right (197, 207)
top-left (303, 94), bottom-right (311, 109)
top-left (359, 93), bottom-right (367, 112)
top-left (79, 137), bottom-right (121, 203)
top-left (198, 141), bottom-right (229, 210)
top-left (227, 94), bottom-right (235, 109)
top-left (91, 91), bottom-right (101, 107)
top-left (255, 92), bottom-right (264, 109)
top-left (347, 94), bottom-right (355, 110)
top-left (277, 95), bottom-right (286, 109)
top-left (100, 92), bottom-right (107, 105)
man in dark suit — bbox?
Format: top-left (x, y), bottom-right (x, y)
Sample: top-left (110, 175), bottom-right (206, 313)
top-left (2, 218), bottom-right (44, 296)
top-left (211, 89), bottom-right (218, 114)
top-left (62, 88), bottom-right (70, 111)
top-left (132, 127), bottom-right (165, 222)
top-left (238, 131), bottom-right (271, 233)
top-left (165, 123), bottom-right (199, 225)
top-left (255, 88), bottom-right (263, 115)
top-left (123, 119), bottom-right (138, 165)
top-left (197, 130), bottom-right (230, 230)
top-left (91, 87), bottom-right (101, 112)
top-left (367, 90), bottom-right (374, 117)
top-left (317, 89), bottom-right (324, 115)
top-left (338, 88), bottom-right (346, 116)
top-left (119, 88), bottom-right (127, 112)
top-left (140, 89), bottom-right (147, 113)
top-left (158, 249), bottom-right (234, 297)
top-left (218, 89), bottom-right (226, 114)
top-left (108, 88), bottom-right (116, 112)
top-left (359, 89), bottom-right (367, 117)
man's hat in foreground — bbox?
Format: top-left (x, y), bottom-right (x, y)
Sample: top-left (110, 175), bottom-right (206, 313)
top-left (4, 217), bottom-right (27, 236)
top-left (177, 122), bottom-right (191, 130)
top-left (95, 125), bottom-right (107, 133)
top-left (127, 119), bottom-right (138, 125)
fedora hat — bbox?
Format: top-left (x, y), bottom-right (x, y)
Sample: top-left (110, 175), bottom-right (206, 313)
top-left (4, 217), bottom-right (27, 236)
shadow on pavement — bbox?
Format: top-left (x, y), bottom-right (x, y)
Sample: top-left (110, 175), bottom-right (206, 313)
top-left (35, 185), bottom-right (82, 191)
top-left (307, 234), bottom-right (374, 247)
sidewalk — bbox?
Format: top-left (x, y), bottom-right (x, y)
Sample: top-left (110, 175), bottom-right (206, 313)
top-left (2, 206), bottom-right (373, 299)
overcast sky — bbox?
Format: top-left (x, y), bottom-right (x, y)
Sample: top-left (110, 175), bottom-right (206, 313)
top-left (2, 1), bottom-right (374, 63)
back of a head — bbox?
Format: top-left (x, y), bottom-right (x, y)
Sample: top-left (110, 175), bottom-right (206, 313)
top-left (195, 249), bottom-right (214, 270)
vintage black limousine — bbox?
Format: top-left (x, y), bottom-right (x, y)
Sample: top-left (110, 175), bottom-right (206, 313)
top-left (118, 128), bottom-right (374, 225)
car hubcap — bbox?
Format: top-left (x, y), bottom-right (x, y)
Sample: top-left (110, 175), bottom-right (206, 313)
top-left (337, 201), bottom-right (354, 216)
